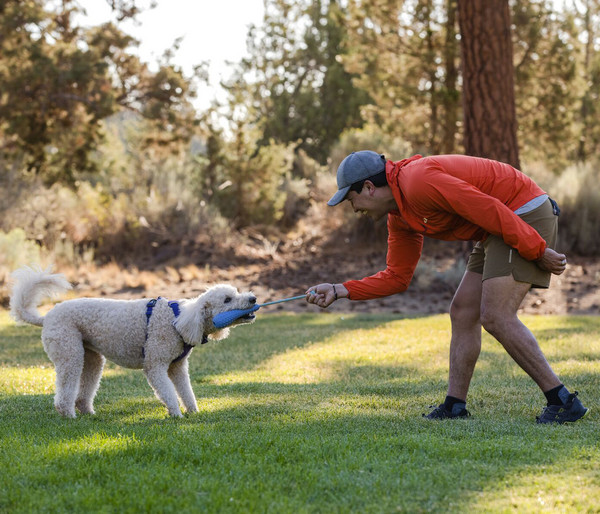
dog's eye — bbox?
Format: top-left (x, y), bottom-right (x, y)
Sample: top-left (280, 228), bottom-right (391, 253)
top-left (224, 297), bottom-right (232, 304)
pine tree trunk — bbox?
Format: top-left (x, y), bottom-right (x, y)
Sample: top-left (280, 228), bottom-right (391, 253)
top-left (442, 0), bottom-right (459, 154)
top-left (457, 0), bottom-right (520, 169)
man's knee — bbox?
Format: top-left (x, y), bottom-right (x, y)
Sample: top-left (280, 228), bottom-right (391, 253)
top-left (480, 304), bottom-right (505, 335)
top-left (450, 296), bottom-right (480, 327)
top-left (480, 276), bottom-right (531, 331)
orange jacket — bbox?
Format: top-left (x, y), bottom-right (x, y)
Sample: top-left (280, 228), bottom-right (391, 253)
top-left (343, 154), bottom-right (547, 300)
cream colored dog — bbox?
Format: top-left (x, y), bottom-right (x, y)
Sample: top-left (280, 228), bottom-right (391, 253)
top-left (10, 267), bottom-right (256, 418)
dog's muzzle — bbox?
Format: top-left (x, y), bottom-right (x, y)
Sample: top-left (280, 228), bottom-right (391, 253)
top-left (235, 308), bottom-right (257, 324)
top-left (238, 298), bottom-right (258, 323)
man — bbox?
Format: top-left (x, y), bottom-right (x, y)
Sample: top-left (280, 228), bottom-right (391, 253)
top-left (306, 150), bottom-right (588, 424)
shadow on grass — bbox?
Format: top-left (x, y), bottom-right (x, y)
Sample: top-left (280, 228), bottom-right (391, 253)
top-left (535, 315), bottom-right (600, 362)
top-left (0, 321), bottom-right (49, 367)
top-left (0, 377), bottom-right (598, 513)
top-left (1, 313), bottom-right (598, 511)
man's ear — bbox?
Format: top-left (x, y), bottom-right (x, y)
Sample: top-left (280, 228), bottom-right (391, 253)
top-left (364, 180), bottom-right (376, 195)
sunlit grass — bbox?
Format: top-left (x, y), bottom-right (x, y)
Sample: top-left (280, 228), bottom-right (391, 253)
top-left (0, 309), bottom-right (598, 512)
top-left (469, 451), bottom-right (600, 512)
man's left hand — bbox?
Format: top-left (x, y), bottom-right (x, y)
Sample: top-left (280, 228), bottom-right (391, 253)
top-left (536, 248), bottom-right (567, 275)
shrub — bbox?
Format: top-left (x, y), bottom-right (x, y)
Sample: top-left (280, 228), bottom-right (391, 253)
top-left (0, 229), bottom-right (43, 306)
top-left (552, 162), bottom-right (600, 255)
top-left (327, 126), bottom-right (414, 244)
top-left (330, 124), bottom-right (414, 172)
top-left (202, 124), bottom-right (320, 230)
top-left (216, 137), bottom-right (294, 227)
top-left (0, 229), bottom-right (42, 271)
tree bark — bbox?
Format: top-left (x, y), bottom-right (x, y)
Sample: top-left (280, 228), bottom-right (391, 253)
top-left (442, 0), bottom-right (459, 154)
top-left (457, 0), bottom-right (520, 169)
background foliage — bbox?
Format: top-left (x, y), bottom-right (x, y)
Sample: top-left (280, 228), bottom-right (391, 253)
top-left (1, 0), bottom-right (600, 269)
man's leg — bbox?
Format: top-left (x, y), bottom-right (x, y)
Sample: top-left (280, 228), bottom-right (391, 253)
top-left (479, 275), bottom-right (588, 423)
top-left (447, 271), bottom-right (483, 400)
top-left (479, 275), bottom-right (561, 391)
top-left (424, 270), bottom-right (482, 419)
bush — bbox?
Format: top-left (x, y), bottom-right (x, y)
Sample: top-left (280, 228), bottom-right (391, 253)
top-left (0, 229), bottom-right (42, 271)
top-left (0, 229), bottom-right (43, 306)
top-left (201, 124), bottom-right (321, 230)
top-left (327, 126), bottom-right (415, 243)
top-left (0, 151), bottom-right (226, 265)
top-left (215, 137), bottom-right (294, 227)
top-left (330, 124), bottom-right (414, 167)
top-left (552, 162), bottom-right (600, 255)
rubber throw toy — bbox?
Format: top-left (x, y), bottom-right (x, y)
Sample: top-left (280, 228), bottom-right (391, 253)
top-left (213, 293), bottom-right (314, 328)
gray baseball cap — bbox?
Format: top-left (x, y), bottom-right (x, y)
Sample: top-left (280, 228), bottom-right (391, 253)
top-left (327, 151), bottom-right (386, 206)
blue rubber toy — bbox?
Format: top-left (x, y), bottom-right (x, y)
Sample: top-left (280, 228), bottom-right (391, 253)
top-left (212, 294), bottom-right (312, 328)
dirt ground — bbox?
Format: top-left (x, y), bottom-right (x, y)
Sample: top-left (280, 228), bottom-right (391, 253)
top-left (51, 237), bottom-right (599, 318)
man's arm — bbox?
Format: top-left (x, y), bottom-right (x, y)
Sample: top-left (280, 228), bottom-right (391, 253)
top-left (421, 171), bottom-right (548, 261)
top-left (424, 173), bottom-right (568, 273)
top-left (306, 216), bottom-right (423, 308)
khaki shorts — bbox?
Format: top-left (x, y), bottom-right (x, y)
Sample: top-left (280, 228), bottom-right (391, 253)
top-left (466, 198), bottom-right (558, 288)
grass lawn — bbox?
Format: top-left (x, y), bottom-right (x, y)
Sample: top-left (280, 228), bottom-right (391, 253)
top-left (0, 309), bottom-right (598, 513)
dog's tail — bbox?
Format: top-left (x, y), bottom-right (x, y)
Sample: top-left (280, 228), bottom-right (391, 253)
top-left (9, 266), bottom-right (72, 327)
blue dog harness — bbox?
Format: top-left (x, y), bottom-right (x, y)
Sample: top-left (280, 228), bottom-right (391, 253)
top-left (143, 297), bottom-right (207, 363)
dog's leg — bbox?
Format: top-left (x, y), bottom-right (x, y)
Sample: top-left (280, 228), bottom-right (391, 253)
top-left (144, 365), bottom-right (183, 417)
top-left (168, 359), bottom-right (198, 413)
top-left (76, 348), bottom-right (105, 415)
top-left (45, 337), bottom-right (84, 418)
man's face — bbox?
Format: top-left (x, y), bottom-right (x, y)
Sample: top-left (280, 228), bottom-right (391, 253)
top-left (345, 183), bottom-right (388, 221)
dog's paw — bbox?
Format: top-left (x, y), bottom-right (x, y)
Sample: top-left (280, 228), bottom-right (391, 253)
top-left (75, 400), bottom-right (95, 415)
top-left (184, 403), bottom-right (199, 414)
top-left (55, 403), bottom-right (77, 418)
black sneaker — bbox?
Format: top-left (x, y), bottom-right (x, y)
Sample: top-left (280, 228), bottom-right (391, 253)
top-left (536, 391), bottom-right (589, 424)
top-left (423, 403), bottom-right (471, 419)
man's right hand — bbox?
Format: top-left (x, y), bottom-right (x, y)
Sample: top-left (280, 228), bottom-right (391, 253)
top-left (306, 283), bottom-right (348, 308)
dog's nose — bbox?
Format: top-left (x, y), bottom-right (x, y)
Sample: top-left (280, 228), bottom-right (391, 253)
top-left (249, 296), bottom-right (257, 304)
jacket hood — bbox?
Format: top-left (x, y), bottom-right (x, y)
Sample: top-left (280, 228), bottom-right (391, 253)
top-left (385, 154), bottom-right (423, 184)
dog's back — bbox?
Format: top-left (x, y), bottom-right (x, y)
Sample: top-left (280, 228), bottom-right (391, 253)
top-left (43, 297), bottom-right (150, 368)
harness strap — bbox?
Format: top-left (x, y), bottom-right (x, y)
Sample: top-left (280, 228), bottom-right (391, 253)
top-left (171, 341), bottom-right (195, 363)
top-left (143, 297), bottom-right (205, 362)
top-left (167, 300), bottom-right (180, 317)
top-left (146, 298), bottom-right (158, 326)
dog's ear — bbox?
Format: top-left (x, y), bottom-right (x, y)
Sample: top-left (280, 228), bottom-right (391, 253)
top-left (173, 297), bottom-right (210, 345)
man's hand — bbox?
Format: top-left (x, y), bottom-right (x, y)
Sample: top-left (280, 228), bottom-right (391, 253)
top-left (536, 247), bottom-right (568, 275)
top-left (306, 283), bottom-right (348, 308)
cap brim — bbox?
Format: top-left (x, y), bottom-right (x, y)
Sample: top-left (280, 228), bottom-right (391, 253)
top-left (327, 186), bottom-right (351, 206)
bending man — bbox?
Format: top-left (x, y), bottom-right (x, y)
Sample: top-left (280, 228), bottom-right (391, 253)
top-left (306, 151), bottom-right (588, 424)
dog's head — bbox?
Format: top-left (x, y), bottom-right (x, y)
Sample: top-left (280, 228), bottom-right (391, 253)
top-left (203, 284), bottom-right (258, 327)
top-left (173, 284), bottom-right (257, 344)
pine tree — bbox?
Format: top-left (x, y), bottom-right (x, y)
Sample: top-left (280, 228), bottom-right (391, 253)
top-left (457, 0), bottom-right (520, 168)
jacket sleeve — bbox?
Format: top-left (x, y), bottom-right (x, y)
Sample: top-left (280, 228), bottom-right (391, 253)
top-left (343, 215), bottom-right (424, 300)
top-left (420, 170), bottom-right (547, 261)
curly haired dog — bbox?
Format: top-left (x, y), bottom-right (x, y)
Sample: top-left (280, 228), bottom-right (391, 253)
top-left (10, 267), bottom-right (257, 418)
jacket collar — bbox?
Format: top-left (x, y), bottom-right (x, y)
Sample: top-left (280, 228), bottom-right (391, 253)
top-left (386, 154), bottom-right (423, 214)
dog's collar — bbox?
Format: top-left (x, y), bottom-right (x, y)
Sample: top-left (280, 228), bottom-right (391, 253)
top-left (144, 297), bottom-right (207, 363)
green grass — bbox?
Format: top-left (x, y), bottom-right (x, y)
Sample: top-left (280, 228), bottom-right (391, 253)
top-left (0, 309), bottom-right (598, 513)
